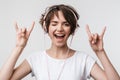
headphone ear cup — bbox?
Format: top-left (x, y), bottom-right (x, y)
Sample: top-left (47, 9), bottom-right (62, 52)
top-left (43, 21), bottom-right (47, 33)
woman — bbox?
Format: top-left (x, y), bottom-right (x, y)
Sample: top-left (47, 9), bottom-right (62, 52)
top-left (0, 4), bottom-right (120, 80)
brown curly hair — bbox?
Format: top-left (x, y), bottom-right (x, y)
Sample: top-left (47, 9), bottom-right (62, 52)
top-left (39, 4), bottom-right (79, 35)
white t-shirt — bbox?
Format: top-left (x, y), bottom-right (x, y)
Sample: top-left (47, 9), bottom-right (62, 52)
top-left (26, 51), bottom-right (96, 80)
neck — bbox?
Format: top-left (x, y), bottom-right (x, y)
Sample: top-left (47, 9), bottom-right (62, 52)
top-left (47, 44), bottom-right (70, 59)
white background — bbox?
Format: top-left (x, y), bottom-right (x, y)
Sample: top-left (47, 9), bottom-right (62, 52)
top-left (0, 0), bottom-right (120, 80)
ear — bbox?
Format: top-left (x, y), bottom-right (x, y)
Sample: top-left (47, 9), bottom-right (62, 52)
top-left (69, 34), bottom-right (74, 47)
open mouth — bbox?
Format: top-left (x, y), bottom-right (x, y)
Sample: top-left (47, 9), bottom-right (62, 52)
top-left (54, 34), bottom-right (65, 39)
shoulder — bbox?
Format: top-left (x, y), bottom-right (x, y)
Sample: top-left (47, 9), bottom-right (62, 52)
top-left (74, 51), bottom-right (96, 78)
top-left (74, 50), bottom-right (96, 63)
top-left (26, 50), bottom-right (45, 63)
top-left (28, 51), bottom-right (45, 58)
top-left (26, 50), bottom-right (46, 68)
top-left (75, 50), bottom-right (90, 58)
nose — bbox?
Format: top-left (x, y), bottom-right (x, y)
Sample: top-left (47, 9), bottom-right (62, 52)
top-left (57, 24), bottom-right (63, 32)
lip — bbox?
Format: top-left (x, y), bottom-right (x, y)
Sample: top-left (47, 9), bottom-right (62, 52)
top-left (54, 34), bottom-right (65, 37)
top-left (54, 33), bottom-right (65, 41)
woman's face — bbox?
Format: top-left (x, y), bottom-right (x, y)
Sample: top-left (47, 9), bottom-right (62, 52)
top-left (48, 11), bottom-right (71, 47)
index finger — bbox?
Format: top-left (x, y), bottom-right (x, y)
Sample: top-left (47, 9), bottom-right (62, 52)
top-left (28, 21), bottom-right (35, 33)
top-left (86, 24), bottom-right (92, 37)
top-left (14, 22), bottom-right (19, 32)
top-left (100, 26), bottom-right (106, 38)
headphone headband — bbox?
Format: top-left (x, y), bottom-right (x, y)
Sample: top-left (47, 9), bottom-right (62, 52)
top-left (43, 5), bottom-right (78, 21)
top-left (42, 5), bottom-right (78, 33)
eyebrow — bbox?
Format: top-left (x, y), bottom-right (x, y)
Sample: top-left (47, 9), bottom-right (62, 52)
top-left (50, 21), bottom-right (58, 23)
top-left (50, 20), bottom-right (68, 23)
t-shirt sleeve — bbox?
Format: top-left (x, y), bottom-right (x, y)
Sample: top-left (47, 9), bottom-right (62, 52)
top-left (85, 55), bottom-right (96, 79)
top-left (26, 53), bottom-right (36, 77)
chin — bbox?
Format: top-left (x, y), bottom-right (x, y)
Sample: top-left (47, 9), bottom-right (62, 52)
top-left (55, 43), bottom-right (67, 48)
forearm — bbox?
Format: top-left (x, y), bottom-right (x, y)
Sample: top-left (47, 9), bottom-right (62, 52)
top-left (0, 46), bottom-right (24, 80)
top-left (96, 49), bottom-right (120, 80)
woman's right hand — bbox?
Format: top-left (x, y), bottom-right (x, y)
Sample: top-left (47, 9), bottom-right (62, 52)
top-left (15, 22), bottom-right (35, 48)
top-left (86, 25), bottom-right (106, 53)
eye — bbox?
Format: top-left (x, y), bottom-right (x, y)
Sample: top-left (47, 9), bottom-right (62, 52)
top-left (50, 21), bottom-right (58, 26)
top-left (64, 23), bottom-right (70, 27)
top-left (51, 23), bottom-right (57, 26)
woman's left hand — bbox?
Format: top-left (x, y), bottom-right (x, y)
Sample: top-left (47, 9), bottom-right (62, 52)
top-left (86, 25), bottom-right (106, 53)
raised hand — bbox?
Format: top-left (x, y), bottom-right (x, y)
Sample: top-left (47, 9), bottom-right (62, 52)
top-left (15, 22), bottom-right (35, 48)
top-left (86, 25), bottom-right (106, 53)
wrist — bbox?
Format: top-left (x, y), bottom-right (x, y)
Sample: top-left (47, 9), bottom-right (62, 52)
top-left (11, 45), bottom-right (25, 56)
top-left (15, 45), bottom-right (25, 49)
top-left (16, 44), bottom-right (26, 48)
top-left (94, 48), bottom-right (105, 54)
top-left (95, 49), bottom-right (107, 58)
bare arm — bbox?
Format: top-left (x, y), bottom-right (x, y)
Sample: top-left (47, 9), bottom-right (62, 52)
top-left (10, 60), bottom-right (31, 80)
top-left (86, 25), bottom-right (120, 80)
top-left (0, 47), bottom-right (24, 80)
top-left (0, 22), bottom-right (35, 80)
top-left (94, 50), bottom-right (120, 80)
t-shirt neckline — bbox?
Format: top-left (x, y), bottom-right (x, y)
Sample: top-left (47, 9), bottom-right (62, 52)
top-left (44, 50), bottom-right (77, 62)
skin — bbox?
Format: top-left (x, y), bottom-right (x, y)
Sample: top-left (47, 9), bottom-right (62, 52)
top-left (86, 25), bottom-right (120, 80)
top-left (0, 22), bottom-right (35, 80)
top-left (0, 11), bottom-right (120, 80)
top-left (46, 11), bottom-right (72, 59)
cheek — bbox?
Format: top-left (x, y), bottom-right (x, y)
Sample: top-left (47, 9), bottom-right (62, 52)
top-left (48, 27), bottom-right (54, 33)
top-left (48, 27), bottom-right (55, 36)
top-left (66, 28), bottom-right (71, 35)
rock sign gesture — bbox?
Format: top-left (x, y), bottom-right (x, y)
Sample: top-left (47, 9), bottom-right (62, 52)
top-left (86, 25), bottom-right (106, 53)
top-left (15, 22), bottom-right (35, 48)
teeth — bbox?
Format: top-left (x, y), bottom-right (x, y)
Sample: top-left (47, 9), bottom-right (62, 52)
top-left (56, 34), bottom-right (64, 36)
top-left (54, 34), bottom-right (65, 37)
